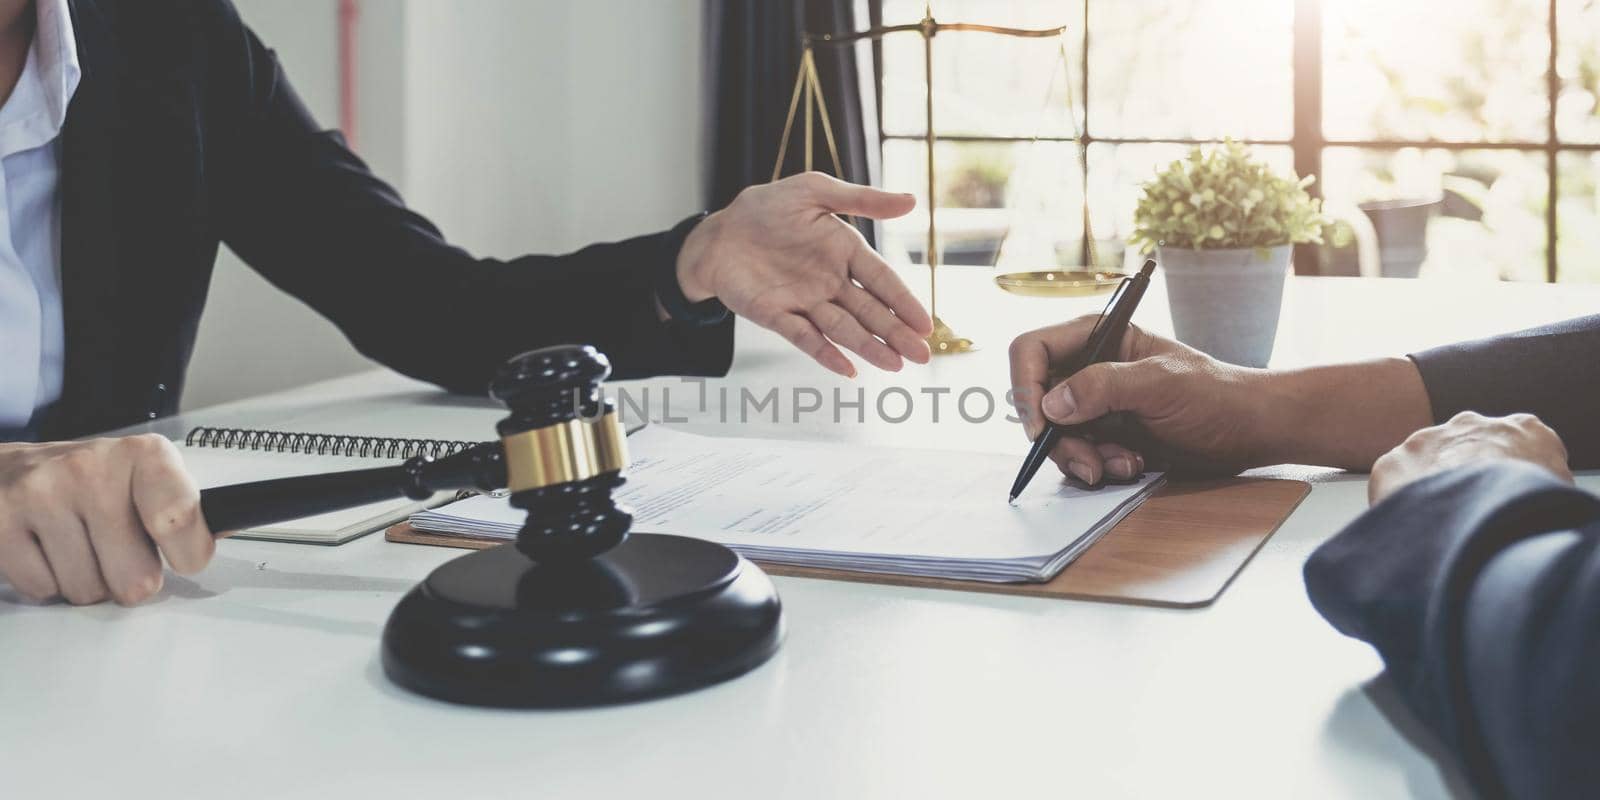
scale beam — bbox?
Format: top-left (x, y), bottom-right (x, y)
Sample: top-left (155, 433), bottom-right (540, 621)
top-left (775, 9), bottom-right (1084, 356)
top-left (807, 21), bottom-right (1067, 47)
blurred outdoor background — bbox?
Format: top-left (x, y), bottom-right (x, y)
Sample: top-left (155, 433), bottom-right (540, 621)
top-left (874, 0), bottom-right (1600, 283)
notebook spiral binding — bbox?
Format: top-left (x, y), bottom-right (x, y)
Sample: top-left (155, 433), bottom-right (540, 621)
top-left (184, 426), bottom-right (482, 460)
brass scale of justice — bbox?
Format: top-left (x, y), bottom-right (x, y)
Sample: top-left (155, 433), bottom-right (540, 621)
top-left (778, 5), bottom-right (1126, 355)
top-left (185, 9), bottom-right (1125, 711)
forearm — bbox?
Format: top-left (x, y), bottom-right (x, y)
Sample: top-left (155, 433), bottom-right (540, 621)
top-left (429, 245), bottom-right (736, 389)
top-left (1462, 523), bottom-right (1600, 799)
top-left (1245, 315), bottom-right (1600, 472)
top-left (1251, 356), bottom-right (1433, 470)
top-left (209, 17), bottom-right (732, 391)
top-left (1305, 463), bottom-right (1600, 798)
top-left (1410, 315), bottom-right (1600, 468)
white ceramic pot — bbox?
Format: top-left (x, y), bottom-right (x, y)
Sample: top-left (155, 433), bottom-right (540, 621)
top-left (1158, 244), bottom-right (1291, 368)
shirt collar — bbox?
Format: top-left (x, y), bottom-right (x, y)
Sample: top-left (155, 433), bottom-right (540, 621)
top-left (35, 0), bottom-right (80, 131)
top-left (0, 0), bottom-right (80, 156)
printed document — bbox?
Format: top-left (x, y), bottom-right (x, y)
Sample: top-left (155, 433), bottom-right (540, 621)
top-left (412, 427), bottom-right (1164, 582)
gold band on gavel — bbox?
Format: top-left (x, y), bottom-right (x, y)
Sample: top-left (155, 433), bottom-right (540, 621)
top-left (501, 411), bottom-right (630, 493)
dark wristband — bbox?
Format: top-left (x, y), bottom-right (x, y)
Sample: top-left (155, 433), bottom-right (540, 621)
top-left (655, 212), bottom-right (728, 327)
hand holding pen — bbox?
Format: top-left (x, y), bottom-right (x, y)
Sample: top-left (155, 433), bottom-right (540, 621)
top-left (1009, 260), bottom-right (1156, 501)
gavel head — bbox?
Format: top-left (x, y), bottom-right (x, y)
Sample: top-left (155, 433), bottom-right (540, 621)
top-left (489, 345), bottom-right (632, 562)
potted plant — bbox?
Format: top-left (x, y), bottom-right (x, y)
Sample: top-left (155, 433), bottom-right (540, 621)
top-left (1131, 141), bottom-right (1340, 367)
top-left (932, 145), bottom-right (1012, 266)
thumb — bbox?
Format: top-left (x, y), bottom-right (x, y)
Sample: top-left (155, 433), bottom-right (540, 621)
top-left (801, 173), bottom-right (916, 219)
top-left (1042, 361), bottom-right (1162, 425)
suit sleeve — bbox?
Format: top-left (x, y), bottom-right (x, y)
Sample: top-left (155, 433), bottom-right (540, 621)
top-left (1304, 462), bottom-right (1600, 799)
top-left (200, 4), bottom-right (732, 393)
top-left (1409, 315), bottom-right (1600, 468)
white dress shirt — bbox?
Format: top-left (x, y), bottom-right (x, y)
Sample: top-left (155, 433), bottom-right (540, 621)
top-left (0, 0), bottom-right (79, 434)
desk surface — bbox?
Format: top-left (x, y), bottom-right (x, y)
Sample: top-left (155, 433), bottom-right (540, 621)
top-left (4, 273), bottom-right (1598, 799)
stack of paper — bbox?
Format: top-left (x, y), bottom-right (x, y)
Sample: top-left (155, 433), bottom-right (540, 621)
top-left (411, 427), bottom-right (1163, 583)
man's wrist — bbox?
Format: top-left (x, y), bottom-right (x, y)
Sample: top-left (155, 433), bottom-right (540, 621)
top-left (655, 212), bottom-right (728, 326)
top-left (1257, 357), bottom-right (1434, 470)
top-left (674, 211), bottom-right (722, 303)
top-left (1245, 367), bottom-right (1326, 467)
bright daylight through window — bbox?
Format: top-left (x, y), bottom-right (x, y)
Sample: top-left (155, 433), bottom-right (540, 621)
top-left (874, 0), bottom-right (1600, 283)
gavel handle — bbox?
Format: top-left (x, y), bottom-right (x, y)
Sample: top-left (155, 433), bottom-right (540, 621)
top-left (201, 465), bottom-right (414, 534)
top-left (199, 442), bottom-right (508, 536)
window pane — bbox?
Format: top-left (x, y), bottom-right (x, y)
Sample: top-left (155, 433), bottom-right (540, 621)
top-left (1087, 143), bottom-right (1296, 270)
top-left (1557, 152), bottom-right (1600, 281)
top-left (1324, 0), bottom-right (1549, 143)
top-left (1319, 147), bottom-right (1548, 281)
top-left (1557, 0), bottom-right (1600, 143)
top-left (880, 0), bottom-right (1084, 138)
top-left (1087, 0), bottom-right (1293, 140)
top-left (879, 139), bottom-right (1087, 269)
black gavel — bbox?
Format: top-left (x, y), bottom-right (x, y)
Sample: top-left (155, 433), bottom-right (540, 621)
top-left (197, 344), bottom-right (783, 709)
top-left (199, 344), bottom-right (633, 562)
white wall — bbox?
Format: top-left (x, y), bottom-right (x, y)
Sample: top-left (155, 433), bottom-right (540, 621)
top-left (399, 0), bottom-right (706, 257)
top-left (182, 0), bottom-right (706, 410)
top-left (182, 0), bottom-right (379, 411)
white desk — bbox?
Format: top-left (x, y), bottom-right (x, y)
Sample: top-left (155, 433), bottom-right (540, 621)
top-left (4, 273), bottom-right (1597, 799)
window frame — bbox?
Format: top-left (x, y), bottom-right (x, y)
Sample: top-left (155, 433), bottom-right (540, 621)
top-left (870, 0), bottom-right (1599, 282)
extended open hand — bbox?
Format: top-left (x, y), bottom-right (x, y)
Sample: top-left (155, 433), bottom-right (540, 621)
top-left (675, 172), bottom-right (934, 377)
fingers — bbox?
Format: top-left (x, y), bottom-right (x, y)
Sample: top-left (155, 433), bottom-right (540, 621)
top-left (845, 238), bottom-right (935, 338)
top-left (837, 285), bottom-right (931, 364)
top-left (807, 302), bottom-right (903, 372)
top-left (1046, 439), bottom-right (1146, 486)
top-left (1010, 316), bottom-right (1148, 378)
top-left (52, 438), bottom-right (167, 605)
top-left (0, 435), bottom-right (211, 608)
top-left (1048, 437), bottom-right (1105, 485)
top-left (1008, 316), bottom-right (1167, 432)
top-left (774, 312), bottom-right (856, 378)
top-left (1041, 360), bottom-right (1164, 426)
top-left (127, 436), bottom-right (214, 576)
top-left (1009, 317), bottom-right (1112, 435)
top-left (82, 495), bottom-right (165, 606)
top-left (31, 510), bottom-right (108, 606)
top-left (1504, 413), bottom-right (1573, 480)
top-left (7, 449), bottom-right (109, 604)
top-left (1096, 442), bottom-right (1146, 480)
top-left (0, 527), bottom-right (58, 603)
top-left (1372, 411), bottom-right (1577, 506)
top-left (798, 172), bottom-right (917, 220)
top-left (1009, 337), bottom-right (1054, 439)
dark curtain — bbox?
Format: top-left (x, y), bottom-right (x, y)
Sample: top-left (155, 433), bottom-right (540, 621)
top-left (707, 0), bottom-right (879, 245)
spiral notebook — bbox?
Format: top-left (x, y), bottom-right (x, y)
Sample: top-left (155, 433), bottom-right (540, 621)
top-left (177, 427), bottom-right (484, 545)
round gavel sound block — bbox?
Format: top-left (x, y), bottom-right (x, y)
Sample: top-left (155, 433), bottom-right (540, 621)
top-left (381, 346), bottom-right (783, 708)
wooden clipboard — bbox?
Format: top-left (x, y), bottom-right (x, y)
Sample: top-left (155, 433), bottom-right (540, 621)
top-left (386, 477), bottom-right (1310, 609)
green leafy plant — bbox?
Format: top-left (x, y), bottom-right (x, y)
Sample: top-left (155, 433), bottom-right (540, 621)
top-left (1131, 141), bottom-right (1340, 253)
top-left (941, 145), bottom-right (1012, 209)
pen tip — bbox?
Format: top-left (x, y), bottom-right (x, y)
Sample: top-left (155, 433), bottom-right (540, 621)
top-left (1007, 493), bottom-right (1018, 504)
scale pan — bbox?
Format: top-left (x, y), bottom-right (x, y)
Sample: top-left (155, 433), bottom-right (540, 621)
top-left (994, 270), bottom-right (1126, 297)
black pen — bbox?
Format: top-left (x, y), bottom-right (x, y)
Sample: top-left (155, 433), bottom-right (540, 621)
top-left (1008, 259), bottom-right (1157, 502)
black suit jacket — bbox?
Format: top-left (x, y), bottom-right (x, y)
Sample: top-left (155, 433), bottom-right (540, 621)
top-left (38, 0), bottom-right (731, 440)
top-left (1410, 314), bottom-right (1600, 469)
top-left (1305, 315), bottom-right (1600, 798)
top-left (1306, 465), bottom-right (1600, 799)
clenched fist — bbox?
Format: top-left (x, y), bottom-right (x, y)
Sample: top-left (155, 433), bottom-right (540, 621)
top-left (0, 435), bottom-right (215, 606)
top-left (1369, 411), bottom-right (1574, 505)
